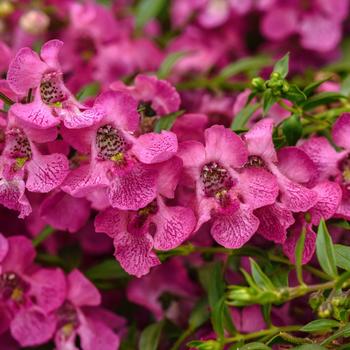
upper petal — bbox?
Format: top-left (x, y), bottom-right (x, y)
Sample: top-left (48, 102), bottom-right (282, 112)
top-left (237, 167), bottom-right (279, 209)
top-left (132, 131), bottom-right (178, 164)
top-left (7, 47), bottom-right (47, 95)
top-left (67, 269), bottom-right (101, 307)
top-left (332, 113), bottom-right (350, 150)
top-left (243, 118), bottom-right (277, 162)
top-left (107, 162), bottom-right (157, 210)
top-left (40, 39), bottom-right (63, 70)
top-left (94, 207), bottom-right (128, 238)
top-left (205, 125), bottom-right (248, 168)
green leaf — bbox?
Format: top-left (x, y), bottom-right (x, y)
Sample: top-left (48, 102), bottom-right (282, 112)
top-left (135, 0), bottom-right (166, 31)
top-left (341, 75), bottom-right (350, 96)
top-left (283, 85), bottom-right (307, 105)
top-left (231, 102), bottom-right (260, 131)
top-left (85, 259), bottom-right (128, 280)
top-left (239, 342), bottom-right (271, 350)
top-left (304, 77), bottom-right (332, 96)
top-left (273, 53), bottom-right (289, 79)
top-left (154, 110), bottom-right (184, 133)
top-left (219, 56), bottom-right (272, 80)
top-left (198, 262), bottom-right (225, 308)
top-left (295, 228), bottom-right (306, 284)
top-left (316, 219), bottom-right (338, 277)
top-left (157, 51), bottom-right (187, 79)
top-left (282, 115), bottom-right (303, 146)
top-left (301, 319), bottom-right (340, 332)
top-left (138, 321), bottom-right (164, 350)
top-left (211, 297), bottom-right (226, 339)
top-left (293, 345), bottom-right (327, 350)
top-left (321, 323), bottom-right (350, 346)
top-left (76, 82), bottom-right (100, 101)
top-left (334, 244), bottom-right (350, 271)
top-left (188, 299), bottom-right (210, 330)
top-left (302, 92), bottom-right (345, 111)
top-left (263, 90), bottom-right (277, 115)
top-left (250, 258), bottom-right (275, 290)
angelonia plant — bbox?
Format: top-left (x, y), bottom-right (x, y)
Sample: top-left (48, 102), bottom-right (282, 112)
top-left (0, 1), bottom-right (350, 350)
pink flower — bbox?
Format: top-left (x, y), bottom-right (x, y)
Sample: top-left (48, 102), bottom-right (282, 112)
top-left (0, 234), bottom-right (66, 347)
top-left (62, 91), bottom-right (178, 211)
top-left (7, 40), bottom-right (102, 129)
top-left (95, 157), bottom-right (196, 277)
top-left (53, 270), bottom-right (123, 350)
top-left (179, 124), bottom-right (279, 248)
top-left (126, 259), bottom-right (199, 320)
top-left (0, 115), bottom-right (69, 217)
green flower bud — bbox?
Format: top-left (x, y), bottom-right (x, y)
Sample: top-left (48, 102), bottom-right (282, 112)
top-left (282, 81), bottom-right (290, 92)
top-left (198, 340), bottom-right (221, 350)
top-left (251, 77), bottom-right (265, 91)
top-left (309, 292), bottom-right (324, 310)
top-left (318, 302), bottom-right (332, 318)
top-left (270, 71), bottom-right (282, 80)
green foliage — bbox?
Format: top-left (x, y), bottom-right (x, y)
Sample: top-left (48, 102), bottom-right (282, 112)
top-left (273, 53), bottom-right (290, 79)
top-left (154, 110), bottom-right (184, 132)
top-left (138, 321), bottom-right (164, 350)
top-left (316, 219), bottom-right (338, 278)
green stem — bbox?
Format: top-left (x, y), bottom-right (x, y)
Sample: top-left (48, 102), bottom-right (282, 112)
top-left (32, 226), bottom-right (55, 247)
top-left (169, 327), bottom-right (195, 350)
top-left (223, 325), bottom-right (303, 344)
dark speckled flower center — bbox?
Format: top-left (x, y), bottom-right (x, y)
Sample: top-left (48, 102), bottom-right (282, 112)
top-left (0, 272), bottom-right (29, 302)
top-left (7, 128), bottom-right (32, 160)
top-left (40, 72), bottom-right (67, 104)
top-left (135, 199), bottom-right (158, 227)
top-left (200, 162), bottom-right (233, 198)
top-left (96, 124), bottom-right (127, 161)
top-left (56, 301), bottom-right (80, 338)
top-left (245, 155), bottom-right (266, 168)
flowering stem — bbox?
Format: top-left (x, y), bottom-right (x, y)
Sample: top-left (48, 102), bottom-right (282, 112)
top-left (32, 226), bottom-right (55, 247)
top-left (223, 325), bottom-right (303, 344)
top-left (169, 326), bottom-right (195, 350)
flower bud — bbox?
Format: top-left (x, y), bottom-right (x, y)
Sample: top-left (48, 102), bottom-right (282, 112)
top-left (270, 71), bottom-right (281, 80)
top-left (318, 302), bottom-right (332, 318)
top-left (309, 292), bottom-right (324, 310)
top-left (251, 77), bottom-right (265, 91)
top-left (198, 340), bottom-right (221, 350)
top-left (20, 10), bottom-right (50, 35)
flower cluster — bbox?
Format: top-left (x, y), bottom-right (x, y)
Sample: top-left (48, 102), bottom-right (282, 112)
top-left (0, 1), bottom-right (350, 349)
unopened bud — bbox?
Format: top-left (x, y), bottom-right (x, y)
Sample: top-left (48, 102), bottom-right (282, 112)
top-left (20, 10), bottom-right (50, 35)
top-left (199, 340), bottom-right (221, 350)
top-left (318, 302), bottom-right (332, 318)
top-left (270, 71), bottom-right (281, 80)
top-left (251, 77), bottom-right (265, 91)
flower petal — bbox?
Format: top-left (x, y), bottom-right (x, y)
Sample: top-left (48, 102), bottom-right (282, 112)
top-left (113, 230), bottom-right (160, 277)
top-left (243, 118), bottom-right (277, 162)
top-left (7, 47), bottom-right (47, 95)
top-left (309, 181), bottom-right (342, 225)
top-left (205, 125), bottom-right (248, 168)
top-left (40, 39), bottom-right (63, 69)
top-left (211, 204), bottom-right (259, 248)
top-left (94, 207), bottom-right (128, 238)
top-left (107, 162), bottom-right (157, 210)
top-left (26, 151), bottom-right (69, 193)
top-left (67, 269), bottom-right (101, 307)
top-left (332, 113), bottom-right (350, 150)
top-left (237, 167), bottom-right (279, 209)
top-left (132, 131), bottom-right (178, 164)
top-left (11, 307), bottom-right (56, 347)
top-left (255, 203), bottom-right (295, 243)
top-left (152, 197), bottom-right (196, 250)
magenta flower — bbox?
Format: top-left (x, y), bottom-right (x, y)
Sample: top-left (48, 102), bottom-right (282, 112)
top-left (0, 234), bottom-right (66, 347)
top-left (95, 157), bottom-right (196, 276)
top-left (53, 269), bottom-right (123, 350)
top-left (62, 91), bottom-right (178, 211)
top-left (7, 40), bottom-right (103, 129)
top-left (179, 124), bottom-right (279, 248)
top-left (127, 259), bottom-right (199, 321)
top-left (0, 116), bottom-right (69, 217)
